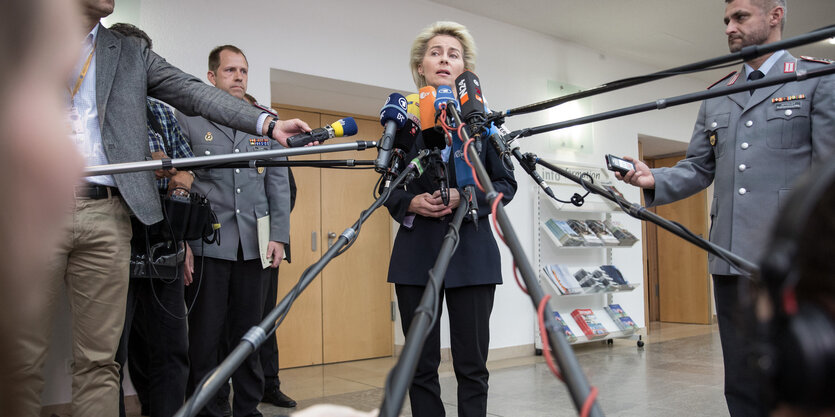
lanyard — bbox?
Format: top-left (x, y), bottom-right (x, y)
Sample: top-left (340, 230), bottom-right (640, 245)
top-left (68, 44), bottom-right (95, 100)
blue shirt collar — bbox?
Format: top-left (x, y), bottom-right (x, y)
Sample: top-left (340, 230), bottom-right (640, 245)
top-left (744, 50), bottom-right (785, 77)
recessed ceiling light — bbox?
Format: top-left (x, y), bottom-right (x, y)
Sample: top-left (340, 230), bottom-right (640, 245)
top-left (829, 37), bottom-right (835, 45)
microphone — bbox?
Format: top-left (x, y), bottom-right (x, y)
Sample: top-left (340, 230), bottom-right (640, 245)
top-left (286, 117), bottom-right (358, 148)
top-left (381, 94), bottom-right (421, 190)
top-left (434, 87), bottom-right (476, 187)
top-left (455, 70), bottom-right (486, 127)
top-left (435, 86), bottom-right (480, 227)
top-left (375, 93), bottom-right (408, 174)
top-left (434, 85), bottom-right (459, 113)
top-left (398, 93), bottom-right (421, 152)
top-left (418, 86), bottom-right (446, 150)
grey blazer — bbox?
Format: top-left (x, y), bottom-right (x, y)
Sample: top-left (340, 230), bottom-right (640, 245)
top-left (96, 25), bottom-right (263, 225)
top-left (177, 113), bottom-right (291, 262)
top-left (645, 52), bottom-right (835, 274)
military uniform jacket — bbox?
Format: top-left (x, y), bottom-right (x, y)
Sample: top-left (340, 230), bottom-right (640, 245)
top-left (645, 52), bottom-right (835, 274)
top-left (177, 112), bottom-right (291, 261)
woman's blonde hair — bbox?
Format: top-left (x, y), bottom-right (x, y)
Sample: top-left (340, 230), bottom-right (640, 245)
top-left (410, 21), bottom-right (477, 89)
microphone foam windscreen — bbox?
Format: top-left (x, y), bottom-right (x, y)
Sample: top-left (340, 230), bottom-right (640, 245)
top-left (331, 117), bottom-right (358, 137)
top-left (405, 93), bottom-right (421, 128)
top-left (419, 86), bottom-right (437, 130)
top-left (380, 93), bottom-right (408, 129)
top-left (456, 70), bottom-right (485, 120)
top-left (434, 85), bottom-right (459, 113)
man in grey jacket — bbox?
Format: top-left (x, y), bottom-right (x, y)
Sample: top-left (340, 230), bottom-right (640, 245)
top-left (618, 0), bottom-right (835, 415)
top-left (13, 1), bottom-right (309, 416)
top-left (178, 44), bottom-right (291, 417)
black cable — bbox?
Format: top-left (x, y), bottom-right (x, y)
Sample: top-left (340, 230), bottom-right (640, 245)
top-left (543, 172), bottom-right (591, 207)
top-left (373, 172), bottom-right (386, 200)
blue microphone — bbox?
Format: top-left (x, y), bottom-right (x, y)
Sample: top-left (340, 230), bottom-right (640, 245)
top-left (375, 93), bottom-right (408, 173)
top-left (434, 86), bottom-right (475, 189)
top-left (433, 85), bottom-right (459, 115)
top-left (435, 85), bottom-right (479, 226)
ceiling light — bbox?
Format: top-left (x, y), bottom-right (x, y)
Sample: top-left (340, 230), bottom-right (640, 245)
top-left (829, 37), bottom-right (835, 45)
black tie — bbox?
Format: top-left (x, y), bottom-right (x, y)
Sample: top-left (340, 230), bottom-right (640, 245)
top-left (748, 70), bottom-right (764, 95)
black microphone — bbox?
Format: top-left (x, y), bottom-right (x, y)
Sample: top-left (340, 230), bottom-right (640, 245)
top-left (286, 117), bottom-right (358, 148)
top-left (375, 93), bottom-right (408, 174)
top-left (379, 95), bottom-right (421, 193)
top-left (455, 70), bottom-right (486, 127)
top-left (433, 150), bottom-right (450, 206)
top-left (388, 95), bottom-right (421, 179)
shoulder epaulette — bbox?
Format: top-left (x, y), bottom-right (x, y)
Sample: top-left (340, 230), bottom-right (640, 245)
top-left (252, 102), bottom-right (279, 118)
top-left (801, 56), bottom-right (834, 65)
top-left (707, 71), bottom-right (737, 90)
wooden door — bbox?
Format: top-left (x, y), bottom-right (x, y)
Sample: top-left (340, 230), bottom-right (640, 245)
top-left (273, 106), bottom-right (392, 367)
top-left (652, 155), bottom-right (712, 324)
top-left (320, 114), bottom-right (393, 363)
top-left (275, 108), bottom-right (324, 368)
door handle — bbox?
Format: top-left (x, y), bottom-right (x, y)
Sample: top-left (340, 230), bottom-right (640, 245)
top-left (311, 231), bottom-right (317, 252)
top-left (328, 232), bottom-right (337, 248)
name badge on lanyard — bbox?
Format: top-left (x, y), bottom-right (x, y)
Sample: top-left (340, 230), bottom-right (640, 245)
top-left (67, 44), bottom-right (96, 158)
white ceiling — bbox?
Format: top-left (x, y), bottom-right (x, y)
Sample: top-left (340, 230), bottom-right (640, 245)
top-left (430, 0), bottom-right (835, 83)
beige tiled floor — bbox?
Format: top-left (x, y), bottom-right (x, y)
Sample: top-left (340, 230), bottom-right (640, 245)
top-left (255, 322), bottom-right (727, 417)
top-left (113, 322), bottom-right (724, 416)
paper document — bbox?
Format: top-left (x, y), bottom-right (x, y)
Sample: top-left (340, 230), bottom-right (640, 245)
top-left (257, 215), bottom-right (271, 269)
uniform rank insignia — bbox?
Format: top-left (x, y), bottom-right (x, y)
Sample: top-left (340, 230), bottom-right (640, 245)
top-left (205, 132), bottom-right (213, 142)
top-left (708, 130), bottom-right (717, 147)
top-left (250, 138), bottom-right (270, 147)
top-left (772, 94), bottom-right (806, 103)
top-left (257, 167), bottom-right (265, 174)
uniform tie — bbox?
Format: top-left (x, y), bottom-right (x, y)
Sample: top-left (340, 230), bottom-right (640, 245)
top-left (748, 70), bottom-right (764, 95)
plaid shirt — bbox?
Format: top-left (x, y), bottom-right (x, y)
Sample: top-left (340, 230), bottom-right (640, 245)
top-left (147, 97), bottom-right (194, 191)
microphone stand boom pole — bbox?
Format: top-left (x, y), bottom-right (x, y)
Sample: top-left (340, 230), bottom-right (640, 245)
top-left (215, 160), bottom-right (375, 168)
top-left (173, 149), bottom-right (433, 417)
top-left (448, 105), bottom-right (605, 417)
top-left (83, 141), bottom-right (377, 176)
top-left (533, 158), bottom-right (758, 275)
top-left (378, 190), bottom-right (472, 417)
top-left (502, 25), bottom-right (835, 117)
top-left (509, 64), bottom-right (835, 139)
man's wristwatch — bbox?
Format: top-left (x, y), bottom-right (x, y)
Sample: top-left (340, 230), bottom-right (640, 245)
top-left (266, 118), bottom-right (278, 138)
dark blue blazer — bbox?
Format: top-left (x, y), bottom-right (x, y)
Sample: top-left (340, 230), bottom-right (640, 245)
top-left (385, 132), bottom-right (517, 288)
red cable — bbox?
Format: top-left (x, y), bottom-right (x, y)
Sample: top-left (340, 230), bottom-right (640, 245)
top-left (537, 295), bottom-right (600, 417)
top-left (580, 387), bottom-right (599, 417)
top-left (461, 136), bottom-right (484, 192)
top-left (491, 192), bottom-right (505, 242)
top-left (513, 262), bottom-right (528, 294)
top-left (537, 295), bottom-right (564, 381)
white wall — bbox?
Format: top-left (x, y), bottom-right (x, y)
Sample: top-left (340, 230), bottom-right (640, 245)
top-left (44, 0), bottom-right (710, 405)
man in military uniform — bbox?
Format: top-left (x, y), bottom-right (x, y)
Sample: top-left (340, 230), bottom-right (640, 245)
top-left (177, 45), bottom-right (292, 417)
top-left (617, 0), bottom-right (835, 415)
